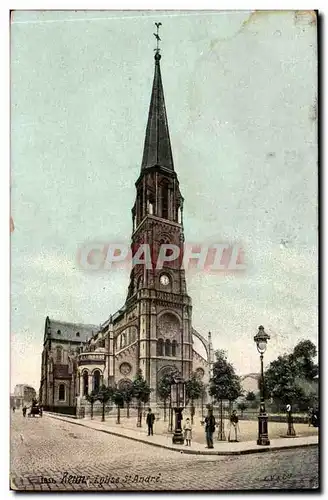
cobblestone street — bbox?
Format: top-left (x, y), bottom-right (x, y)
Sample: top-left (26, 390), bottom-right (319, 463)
top-left (10, 413), bottom-right (319, 491)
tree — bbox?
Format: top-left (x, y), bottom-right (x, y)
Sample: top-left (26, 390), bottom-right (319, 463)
top-left (237, 402), bottom-right (248, 416)
top-left (227, 375), bottom-right (242, 413)
top-left (245, 390), bottom-right (258, 409)
top-left (245, 391), bottom-right (256, 402)
top-left (157, 372), bottom-right (175, 422)
top-left (293, 340), bottom-right (317, 361)
top-left (209, 350), bottom-right (242, 403)
top-left (112, 389), bottom-right (124, 424)
top-left (132, 369), bottom-right (152, 427)
top-left (209, 350), bottom-right (243, 440)
top-left (292, 340), bottom-right (318, 380)
top-left (264, 339), bottom-right (318, 410)
top-left (85, 390), bottom-right (98, 420)
top-left (97, 385), bottom-right (113, 422)
top-left (121, 383), bottom-right (134, 418)
top-left (185, 372), bottom-right (205, 424)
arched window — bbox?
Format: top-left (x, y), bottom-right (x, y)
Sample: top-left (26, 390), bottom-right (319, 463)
top-left (93, 370), bottom-right (101, 392)
top-left (58, 384), bottom-right (65, 401)
top-left (83, 371), bottom-right (89, 396)
top-left (56, 346), bottom-right (62, 363)
top-left (148, 196), bottom-right (154, 215)
top-left (172, 340), bottom-right (177, 357)
top-left (130, 328), bottom-right (137, 343)
top-left (157, 338), bottom-right (164, 356)
top-left (165, 339), bottom-right (171, 357)
top-left (120, 333), bottom-right (126, 349)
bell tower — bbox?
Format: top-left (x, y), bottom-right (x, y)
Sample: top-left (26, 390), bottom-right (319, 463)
top-left (125, 28), bottom-right (193, 394)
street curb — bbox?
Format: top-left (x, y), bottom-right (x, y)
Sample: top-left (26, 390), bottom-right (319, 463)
top-left (45, 413), bottom-right (319, 456)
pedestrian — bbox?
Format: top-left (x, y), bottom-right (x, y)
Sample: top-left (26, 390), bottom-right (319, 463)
top-left (183, 417), bottom-right (192, 446)
top-left (204, 408), bottom-right (216, 449)
top-left (312, 408), bottom-right (319, 428)
top-left (146, 408), bottom-right (155, 436)
top-left (308, 407), bottom-right (313, 427)
top-left (12, 406), bottom-right (16, 413)
top-left (228, 410), bottom-right (239, 442)
top-left (39, 406), bottom-right (43, 418)
top-left (22, 406), bottom-right (27, 418)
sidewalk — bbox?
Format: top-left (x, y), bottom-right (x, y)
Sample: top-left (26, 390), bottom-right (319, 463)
top-left (45, 413), bottom-right (319, 456)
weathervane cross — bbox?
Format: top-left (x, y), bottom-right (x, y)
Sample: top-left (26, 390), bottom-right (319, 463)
top-left (154, 22), bottom-right (162, 53)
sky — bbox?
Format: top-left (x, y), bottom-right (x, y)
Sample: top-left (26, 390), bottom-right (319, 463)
top-left (10, 10), bottom-right (318, 392)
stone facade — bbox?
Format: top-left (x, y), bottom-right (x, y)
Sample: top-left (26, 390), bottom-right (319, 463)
top-left (39, 48), bottom-right (213, 414)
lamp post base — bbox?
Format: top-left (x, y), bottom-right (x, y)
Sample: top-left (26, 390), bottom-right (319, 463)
top-left (172, 407), bottom-right (184, 445)
top-left (287, 413), bottom-right (296, 437)
top-left (257, 413), bottom-right (270, 446)
top-left (172, 429), bottom-right (184, 445)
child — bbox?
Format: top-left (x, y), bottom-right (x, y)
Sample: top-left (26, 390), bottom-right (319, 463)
top-left (183, 417), bottom-right (192, 446)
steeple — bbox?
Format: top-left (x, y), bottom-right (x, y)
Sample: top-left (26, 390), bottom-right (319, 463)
top-left (141, 25), bottom-right (174, 171)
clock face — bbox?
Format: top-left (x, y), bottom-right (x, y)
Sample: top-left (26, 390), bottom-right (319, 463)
top-left (160, 274), bottom-right (170, 286)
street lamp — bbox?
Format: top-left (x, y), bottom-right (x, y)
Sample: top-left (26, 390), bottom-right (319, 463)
top-left (171, 374), bottom-right (186, 445)
top-left (254, 325), bottom-right (270, 446)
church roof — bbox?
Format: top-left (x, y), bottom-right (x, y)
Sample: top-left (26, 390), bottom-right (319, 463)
top-left (46, 317), bottom-right (98, 343)
top-left (141, 51), bottom-right (174, 171)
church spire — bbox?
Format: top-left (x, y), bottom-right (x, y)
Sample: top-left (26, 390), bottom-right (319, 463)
top-left (141, 24), bottom-right (174, 171)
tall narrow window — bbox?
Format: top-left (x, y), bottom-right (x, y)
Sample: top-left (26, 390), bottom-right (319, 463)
top-left (93, 370), bottom-right (101, 392)
top-left (139, 186), bottom-right (144, 221)
top-left (59, 384), bottom-right (65, 401)
top-left (157, 338), bottom-right (164, 356)
top-left (56, 346), bottom-right (62, 363)
top-left (165, 339), bottom-right (171, 357)
top-left (172, 340), bottom-right (177, 357)
top-left (161, 182), bottom-right (169, 219)
top-left (83, 371), bottom-right (89, 396)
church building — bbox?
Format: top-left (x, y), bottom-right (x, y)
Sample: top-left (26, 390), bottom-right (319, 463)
top-left (39, 42), bottom-right (213, 414)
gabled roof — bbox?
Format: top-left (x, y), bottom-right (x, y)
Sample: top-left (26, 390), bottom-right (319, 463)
top-left (46, 317), bottom-right (98, 343)
top-left (141, 52), bottom-right (174, 171)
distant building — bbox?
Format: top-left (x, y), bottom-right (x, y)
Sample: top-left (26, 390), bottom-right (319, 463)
top-left (39, 319), bottom-right (97, 413)
top-left (13, 384), bottom-right (37, 407)
top-left (241, 373), bottom-right (259, 395)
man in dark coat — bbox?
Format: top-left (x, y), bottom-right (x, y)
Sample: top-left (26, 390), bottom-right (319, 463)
top-left (146, 408), bottom-right (155, 436)
top-left (204, 408), bottom-right (216, 448)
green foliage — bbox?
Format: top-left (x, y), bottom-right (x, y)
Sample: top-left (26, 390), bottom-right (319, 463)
top-left (293, 340), bottom-right (317, 360)
top-left (209, 350), bottom-right (242, 403)
top-left (121, 384), bottom-right (134, 404)
top-left (157, 371), bottom-right (176, 403)
top-left (245, 391), bottom-right (256, 402)
top-left (132, 369), bottom-right (152, 404)
top-left (112, 389), bottom-right (124, 408)
top-left (97, 385), bottom-right (113, 404)
top-left (97, 385), bottom-right (113, 421)
top-left (85, 390), bottom-right (98, 404)
top-left (237, 402), bottom-right (248, 414)
top-left (264, 339), bottom-right (318, 410)
top-left (185, 372), bottom-right (205, 404)
top-left (291, 340), bottom-right (318, 380)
